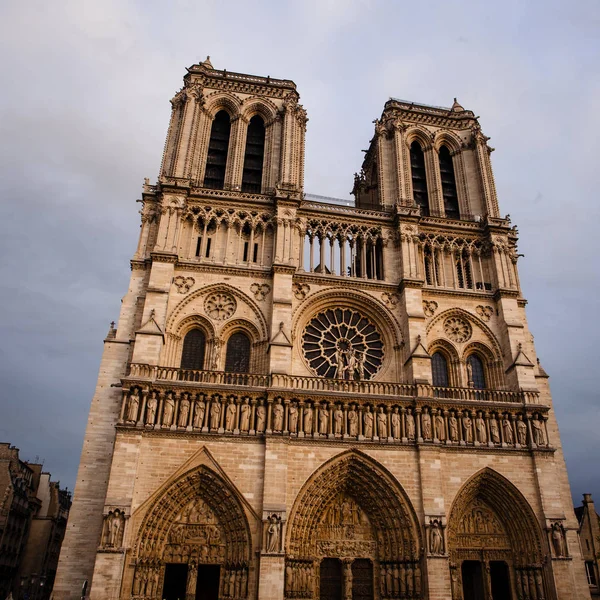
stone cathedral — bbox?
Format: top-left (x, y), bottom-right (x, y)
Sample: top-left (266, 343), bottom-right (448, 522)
top-left (54, 58), bottom-right (591, 600)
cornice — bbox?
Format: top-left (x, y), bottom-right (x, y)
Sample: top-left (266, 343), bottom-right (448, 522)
top-left (150, 252), bottom-right (178, 264)
top-left (299, 201), bottom-right (392, 224)
top-left (272, 264), bottom-right (296, 275)
top-left (493, 289), bottom-right (521, 301)
top-left (189, 187), bottom-right (275, 206)
top-left (130, 259), bottom-right (149, 271)
top-left (422, 287), bottom-right (495, 301)
top-left (294, 272), bottom-right (399, 293)
top-left (399, 279), bottom-right (425, 292)
top-left (175, 260), bottom-right (272, 279)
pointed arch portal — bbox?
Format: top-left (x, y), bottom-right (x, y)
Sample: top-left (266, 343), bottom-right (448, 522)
top-left (285, 451), bottom-right (422, 600)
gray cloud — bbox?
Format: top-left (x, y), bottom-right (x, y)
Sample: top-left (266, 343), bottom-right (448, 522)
top-left (0, 0), bottom-right (598, 506)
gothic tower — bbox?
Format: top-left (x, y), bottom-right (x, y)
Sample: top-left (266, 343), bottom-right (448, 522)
top-left (54, 59), bottom-right (591, 600)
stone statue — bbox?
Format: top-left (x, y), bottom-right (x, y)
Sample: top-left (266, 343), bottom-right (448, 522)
top-left (178, 394), bottom-right (190, 427)
top-left (240, 399), bottom-right (250, 431)
top-left (334, 347), bottom-right (345, 379)
top-left (385, 564), bottom-right (393, 596)
top-left (406, 409), bottom-right (415, 440)
top-left (107, 510), bottom-right (123, 547)
top-left (273, 403), bottom-right (284, 431)
top-left (392, 563), bottom-right (400, 596)
top-left (210, 400), bottom-right (221, 430)
top-left (449, 412), bottom-right (458, 441)
top-left (363, 408), bottom-right (374, 438)
top-left (552, 522), bottom-right (566, 557)
top-left (422, 409), bottom-right (432, 439)
top-left (377, 407), bottom-right (387, 438)
top-left (256, 402), bottom-right (266, 432)
top-left (532, 417), bottom-right (545, 445)
top-left (334, 406), bottom-right (343, 435)
top-left (435, 413), bottom-right (445, 440)
top-left (503, 417), bottom-right (514, 444)
top-left (348, 408), bottom-right (358, 436)
top-left (303, 405), bottom-right (313, 434)
top-left (476, 414), bottom-right (487, 443)
top-left (163, 393), bottom-right (175, 427)
top-left (344, 349), bottom-right (358, 380)
top-left (392, 409), bottom-right (401, 439)
top-left (285, 564), bottom-right (293, 594)
top-left (266, 514), bottom-right (280, 553)
top-left (517, 416), bottom-right (527, 445)
top-left (463, 414), bottom-right (472, 442)
top-left (356, 351), bottom-right (365, 381)
top-left (319, 406), bottom-right (329, 434)
top-left (379, 569), bottom-right (386, 598)
top-left (451, 566), bottom-right (460, 599)
top-left (430, 520), bottom-right (444, 555)
top-left (289, 403), bottom-right (298, 433)
top-left (343, 562), bottom-right (353, 599)
top-left (126, 389), bottom-right (139, 423)
top-left (193, 398), bottom-right (205, 428)
top-left (225, 401), bottom-right (236, 431)
top-left (489, 416), bottom-right (500, 443)
top-left (145, 392), bottom-right (157, 426)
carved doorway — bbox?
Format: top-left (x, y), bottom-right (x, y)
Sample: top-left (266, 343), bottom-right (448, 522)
top-left (351, 559), bottom-right (373, 600)
top-left (163, 563), bottom-right (188, 600)
top-left (196, 565), bottom-right (220, 600)
top-left (320, 558), bottom-right (342, 600)
top-left (461, 561), bottom-right (484, 600)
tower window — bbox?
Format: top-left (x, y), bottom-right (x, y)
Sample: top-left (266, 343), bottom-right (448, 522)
top-left (439, 145), bottom-right (459, 219)
top-left (204, 110), bottom-right (231, 190)
top-left (181, 329), bottom-right (206, 370)
top-left (225, 332), bottom-right (251, 373)
top-left (410, 141), bottom-right (429, 216)
top-left (253, 243), bottom-right (259, 263)
top-left (432, 352), bottom-right (449, 387)
top-left (241, 115), bottom-right (265, 193)
top-left (467, 354), bottom-right (486, 389)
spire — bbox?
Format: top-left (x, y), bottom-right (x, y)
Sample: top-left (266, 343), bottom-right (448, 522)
top-left (202, 55), bottom-right (213, 69)
top-left (451, 97), bottom-right (464, 112)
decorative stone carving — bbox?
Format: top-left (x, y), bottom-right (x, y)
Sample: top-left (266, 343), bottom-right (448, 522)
top-left (204, 292), bottom-right (236, 320)
top-left (225, 400), bottom-right (236, 431)
top-left (462, 413), bottom-right (473, 443)
top-left (475, 305), bottom-right (494, 321)
top-left (210, 399), bottom-right (222, 430)
top-left (489, 415), bottom-right (500, 443)
top-left (265, 513), bottom-right (282, 553)
top-left (145, 391), bottom-right (158, 426)
top-left (303, 404), bottom-right (313, 434)
top-left (289, 402), bottom-right (299, 434)
top-left (256, 401), bottom-right (266, 432)
top-left (551, 522), bottom-right (567, 557)
top-left (101, 508), bottom-right (125, 549)
top-left (516, 415), bottom-right (527, 445)
top-left (239, 398), bottom-right (251, 432)
top-left (173, 275), bottom-right (195, 293)
top-left (444, 317), bottom-right (472, 343)
top-left (423, 300), bottom-right (438, 317)
top-left (475, 412), bottom-right (487, 443)
top-left (319, 405), bottom-right (329, 435)
top-left (377, 407), bottom-right (387, 438)
top-left (381, 292), bottom-right (399, 307)
top-left (532, 415), bottom-right (545, 446)
top-left (363, 408), bottom-right (374, 438)
top-left (292, 282), bottom-right (310, 300)
top-left (435, 412), bottom-right (445, 441)
top-left (125, 388), bottom-right (140, 424)
top-left (429, 519), bottom-right (445, 555)
top-left (162, 392), bottom-right (175, 428)
top-left (348, 407), bottom-right (358, 437)
top-left (334, 405), bottom-right (343, 435)
top-left (250, 283), bottom-right (270, 301)
top-left (503, 416), bottom-right (514, 444)
top-left (391, 409), bottom-right (401, 439)
top-left (406, 409), bottom-right (415, 440)
top-left (193, 397), bottom-right (206, 428)
top-left (422, 408), bottom-right (432, 440)
top-left (178, 393), bottom-right (190, 427)
top-left (273, 402), bottom-right (284, 432)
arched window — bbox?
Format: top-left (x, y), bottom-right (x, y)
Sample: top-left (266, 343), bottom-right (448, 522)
top-left (439, 145), bottom-right (459, 219)
top-left (432, 352), bottom-right (449, 387)
top-left (224, 332), bottom-right (251, 373)
top-left (410, 141), bottom-right (429, 216)
top-left (181, 329), bottom-right (206, 370)
top-left (241, 115), bottom-right (265, 193)
top-left (204, 110), bottom-right (231, 190)
top-left (467, 354), bottom-right (486, 389)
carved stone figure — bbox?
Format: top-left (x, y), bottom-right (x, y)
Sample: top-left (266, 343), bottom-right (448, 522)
top-left (178, 394), bottom-right (190, 427)
top-left (126, 389), bottom-right (139, 423)
top-left (406, 409), bottom-right (415, 440)
top-left (240, 399), bottom-right (250, 432)
top-left (193, 398), bottom-right (205, 428)
top-left (435, 413), bottom-right (445, 441)
top-left (476, 414), bottom-right (487, 443)
top-left (334, 406), bottom-right (343, 435)
top-left (430, 520), bottom-right (444, 555)
top-left (532, 417), bottom-right (545, 446)
top-left (503, 417), bottom-right (514, 444)
top-left (145, 392), bottom-right (157, 425)
top-left (343, 562), bottom-right (352, 599)
top-left (463, 414), bottom-right (473, 442)
top-left (104, 509), bottom-right (124, 548)
top-left (449, 413), bottom-right (458, 441)
top-left (363, 408), bottom-right (374, 438)
top-left (163, 393), bottom-right (175, 427)
top-left (210, 400), bottom-right (222, 430)
top-left (392, 409), bottom-right (401, 439)
top-left (256, 403), bottom-right (266, 432)
top-left (377, 407), bottom-right (387, 438)
top-left (289, 403), bottom-right (298, 433)
top-left (517, 416), bottom-right (527, 445)
top-left (303, 405), bottom-right (313, 434)
top-left (552, 522), bottom-right (566, 557)
top-left (422, 409), bottom-right (432, 439)
top-left (355, 351), bottom-right (365, 380)
top-left (348, 408), bottom-right (358, 436)
top-left (273, 403), bottom-right (284, 432)
top-left (266, 514), bottom-right (281, 553)
top-left (285, 564), bottom-right (293, 594)
top-left (319, 406), bottom-right (329, 434)
top-left (489, 416), bottom-right (500, 443)
top-left (225, 401), bottom-right (236, 431)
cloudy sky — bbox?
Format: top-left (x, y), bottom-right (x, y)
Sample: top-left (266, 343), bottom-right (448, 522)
top-left (1, 0), bottom-right (598, 507)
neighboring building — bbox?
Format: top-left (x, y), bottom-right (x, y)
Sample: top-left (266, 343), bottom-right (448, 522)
top-left (0, 444), bottom-right (71, 600)
top-left (54, 58), bottom-right (591, 599)
top-left (576, 494), bottom-right (600, 598)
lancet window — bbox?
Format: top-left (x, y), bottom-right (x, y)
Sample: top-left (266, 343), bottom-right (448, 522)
top-left (181, 329), bottom-right (206, 370)
top-left (410, 141), bottom-right (429, 216)
top-left (439, 145), bottom-right (460, 219)
top-left (204, 110), bottom-right (231, 190)
top-left (241, 115), bottom-right (265, 193)
top-left (301, 221), bottom-right (384, 280)
top-left (467, 354), bottom-right (486, 389)
top-left (225, 332), bottom-right (251, 373)
top-left (431, 352), bottom-right (449, 387)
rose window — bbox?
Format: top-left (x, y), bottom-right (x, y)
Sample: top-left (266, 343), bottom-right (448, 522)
top-left (205, 293), bottom-right (236, 320)
top-left (444, 317), bottom-right (472, 343)
top-left (302, 308), bottom-right (384, 380)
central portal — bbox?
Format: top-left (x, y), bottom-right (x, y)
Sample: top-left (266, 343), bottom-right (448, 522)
top-left (196, 565), bottom-right (220, 600)
top-left (320, 558), bottom-right (342, 600)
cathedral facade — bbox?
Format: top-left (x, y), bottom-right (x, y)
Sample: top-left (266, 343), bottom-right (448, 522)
top-left (53, 59), bottom-right (591, 600)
